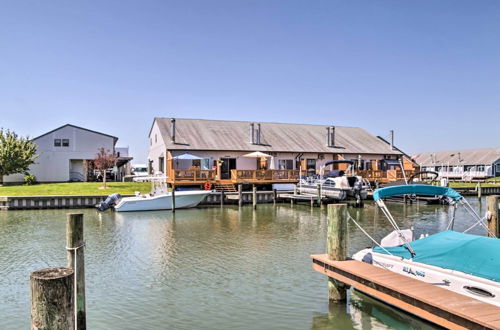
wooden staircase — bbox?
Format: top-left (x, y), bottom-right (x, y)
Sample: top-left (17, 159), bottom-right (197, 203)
top-left (214, 183), bottom-right (237, 192)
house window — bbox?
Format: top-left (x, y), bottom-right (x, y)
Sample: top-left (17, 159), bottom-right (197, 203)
top-left (62, 139), bottom-right (69, 147)
top-left (155, 134), bottom-right (157, 143)
top-left (278, 159), bottom-right (293, 170)
top-left (477, 165), bottom-right (485, 172)
top-left (54, 139), bottom-right (61, 147)
top-left (158, 157), bottom-right (164, 173)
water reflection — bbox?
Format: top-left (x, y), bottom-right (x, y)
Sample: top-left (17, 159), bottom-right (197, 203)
top-left (0, 198), bottom-right (487, 329)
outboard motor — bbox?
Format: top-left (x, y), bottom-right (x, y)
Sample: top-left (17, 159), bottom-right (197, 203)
top-left (353, 180), bottom-right (364, 208)
top-left (96, 193), bottom-right (122, 211)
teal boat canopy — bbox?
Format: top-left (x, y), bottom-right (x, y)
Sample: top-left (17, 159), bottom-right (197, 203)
top-left (373, 231), bottom-right (500, 282)
top-left (372, 184), bottom-right (462, 202)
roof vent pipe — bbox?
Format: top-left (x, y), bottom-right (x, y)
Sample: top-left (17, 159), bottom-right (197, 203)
top-left (389, 130), bottom-right (394, 150)
top-left (326, 127), bottom-right (331, 147)
top-left (330, 126), bottom-right (335, 147)
top-left (256, 123), bottom-right (261, 145)
top-left (249, 123), bottom-right (255, 144)
top-left (171, 118), bottom-right (176, 143)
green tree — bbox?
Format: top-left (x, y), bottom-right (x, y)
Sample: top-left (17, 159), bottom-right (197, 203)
top-left (94, 147), bottom-right (117, 189)
top-left (0, 129), bottom-right (38, 185)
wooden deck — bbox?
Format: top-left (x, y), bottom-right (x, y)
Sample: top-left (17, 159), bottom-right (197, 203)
top-left (311, 254), bottom-right (500, 330)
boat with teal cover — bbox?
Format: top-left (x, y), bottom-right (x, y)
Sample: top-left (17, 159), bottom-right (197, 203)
top-left (353, 184), bottom-right (500, 306)
top-left (373, 230), bottom-right (500, 283)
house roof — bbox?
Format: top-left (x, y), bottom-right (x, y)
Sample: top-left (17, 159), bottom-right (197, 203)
top-left (33, 124), bottom-right (118, 145)
top-left (152, 118), bottom-right (402, 155)
top-left (413, 148), bottom-right (500, 166)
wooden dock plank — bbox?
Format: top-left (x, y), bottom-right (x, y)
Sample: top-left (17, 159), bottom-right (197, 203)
top-left (312, 254), bottom-right (500, 330)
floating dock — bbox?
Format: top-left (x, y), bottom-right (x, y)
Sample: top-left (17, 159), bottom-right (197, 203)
top-left (311, 255), bottom-right (500, 330)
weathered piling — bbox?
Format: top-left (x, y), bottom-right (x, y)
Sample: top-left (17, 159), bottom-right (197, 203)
top-left (487, 195), bottom-right (499, 238)
top-left (30, 267), bottom-right (74, 330)
top-left (326, 204), bottom-right (348, 301)
top-left (252, 185), bottom-right (257, 209)
top-left (66, 213), bottom-right (86, 329)
top-left (220, 191), bottom-right (224, 207)
top-left (317, 185), bottom-right (322, 206)
top-left (478, 182), bottom-right (482, 199)
top-left (238, 184), bottom-right (243, 207)
top-left (171, 188), bottom-right (176, 213)
top-left (273, 189), bottom-right (277, 205)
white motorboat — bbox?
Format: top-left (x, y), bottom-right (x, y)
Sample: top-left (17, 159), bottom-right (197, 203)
top-left (96, 175), bottom-right (211, 212)
top-left (352, 184), bottom-right (500, 307)
top-left (114, 190), bottom-right (210, 212)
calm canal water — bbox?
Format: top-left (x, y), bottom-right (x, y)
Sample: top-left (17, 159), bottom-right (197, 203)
top-left (0, 198), bottom-right (486, 329)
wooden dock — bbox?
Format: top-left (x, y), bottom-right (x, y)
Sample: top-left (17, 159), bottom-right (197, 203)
top-left (311, 255), bottom-right (500, 330)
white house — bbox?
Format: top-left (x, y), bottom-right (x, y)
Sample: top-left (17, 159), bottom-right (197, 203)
top-left (413, 148), bottom-right (500, 180)
top-left (4, 124), bottom-right (132, 183)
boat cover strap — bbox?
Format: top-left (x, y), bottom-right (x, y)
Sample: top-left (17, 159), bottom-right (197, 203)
top-left (373, 184), bottom-right (462, 201)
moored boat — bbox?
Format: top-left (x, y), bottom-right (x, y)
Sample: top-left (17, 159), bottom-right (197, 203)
top-left (352, 184), bottom-right (500, 306)
top-left (114, 190), bottom-right (210, 212)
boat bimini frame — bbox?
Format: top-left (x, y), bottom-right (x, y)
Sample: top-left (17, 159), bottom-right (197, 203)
top-left (370, 184), bottom-right (497, 257)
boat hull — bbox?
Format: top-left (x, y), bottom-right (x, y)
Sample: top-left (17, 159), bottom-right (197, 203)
top-left (114, 191), bottom-right (210, 212)
top-left (353, 249), bottom-right (500, 307)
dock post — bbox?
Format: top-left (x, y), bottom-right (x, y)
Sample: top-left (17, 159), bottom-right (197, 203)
top-left (478, 182), bottom-right (482, 199)
top-left (317, 185), bottom-right (322, 206)
top-left (487, 195), bottom-right (499, 237)
top-left (172, 187), bottom-right (176, 213)
top-left (66, 213), bottom-right (86, 329)
top-left (220, 191), bottom-right (224, 207)
top-left (327, 204), bottom-right (348, 301)
top-left (273, 189), bottom-right (277, 205)
top-left (31, 268), bottom-right (74, 330)
top-left (252, 185), bottom-right (257, 209)
top-left (238, 184), bottom-right (243, 207)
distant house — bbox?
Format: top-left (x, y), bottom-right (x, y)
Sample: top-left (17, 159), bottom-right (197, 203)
top-left (4, 124), bottom-right (132, 183)
top-left (413, 148), bottom-right (500, 180)
top-left (148, 118), bottom-right (416, 186)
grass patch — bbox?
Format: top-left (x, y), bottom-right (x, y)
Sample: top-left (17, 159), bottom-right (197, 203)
top-left (449, 182), bottom-right (500, 188)
top-left (0, 182), bottom-right (152, 196)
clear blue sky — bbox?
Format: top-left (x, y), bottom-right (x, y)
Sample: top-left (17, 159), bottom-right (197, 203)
top-left (1, 0), bottom-right (499, 163)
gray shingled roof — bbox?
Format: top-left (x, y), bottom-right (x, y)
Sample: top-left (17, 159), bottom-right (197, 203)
top-left (413, 148), bottom-right (500, 166)
top-left (153, 118), bottom-right (402, 155)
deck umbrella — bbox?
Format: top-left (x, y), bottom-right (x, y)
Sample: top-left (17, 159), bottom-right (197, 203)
top-left (172, 153), bottom-right (203, 160)
top-left (241, 151), bottom-right (272, 158)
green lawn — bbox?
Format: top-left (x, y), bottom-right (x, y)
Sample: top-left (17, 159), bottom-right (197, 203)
top-left (0, 182), bottom-right (152, 196)
top-left (449, 181), bottom-right (500, 188)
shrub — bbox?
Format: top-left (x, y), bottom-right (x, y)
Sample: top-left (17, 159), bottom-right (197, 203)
top-left (24, 174), bottom-right (38, 185)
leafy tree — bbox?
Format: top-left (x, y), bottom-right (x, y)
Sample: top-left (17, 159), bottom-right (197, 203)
top-left (94, 147), bottom-right (117, 188)
top-left (0, 129), bottom-right (38, 185)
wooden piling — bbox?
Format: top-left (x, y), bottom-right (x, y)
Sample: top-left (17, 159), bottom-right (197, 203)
top-left (172, 187), bottom-right (176, 213)
top-left (273, 189), bottom-right (277, 205)
top-left (478, 182), bottom-right (482, 199)
top-left (252, 185), bottom-right (257, 209)
top-left (31, 267), bottom-right (74, 330)
top-left (294, 184), bottom-right (298, 195)
top-left (317, 185), bottom-right (322, 206)
top-left (220, 191), bottom-right (224, 207)
top-left (487, 195), bottom-right (499, 238)
top-left (66, 213), bottom-right (86, 330)
top-left (326, 204), bottom-right (348, 301)
top-left (238, 184), bottom-right (243, 207)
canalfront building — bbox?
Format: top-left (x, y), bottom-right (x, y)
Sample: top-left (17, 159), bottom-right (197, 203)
top-left (413, 148), bottom-right (500, 180)
top-left (148, 118), bottom-right (416, 189)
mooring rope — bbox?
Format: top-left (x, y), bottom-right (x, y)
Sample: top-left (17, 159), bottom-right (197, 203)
top-left (66, 242), bottom-right (85, 330)
top-left (345, 211), bottom-right (394, 256)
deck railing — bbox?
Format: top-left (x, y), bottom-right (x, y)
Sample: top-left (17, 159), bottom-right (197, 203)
top-left (231, 169), bottom-right (300, 182)
top-left (170, 169), bottom-right (216, 182)
top-left (357, 170), bottom-right (415, 182)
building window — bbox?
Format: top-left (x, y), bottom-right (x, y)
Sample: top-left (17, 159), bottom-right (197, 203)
top-left (54, 139), bottom-right (61, 147)
top-left (278, 159), bottom-right (293, 170)
top-left (477, 165), bottom-right (485, 172)
top-left (62, 139), bottom-right (69, 147)
top-left (155, 134), bottom-right (157, 143)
